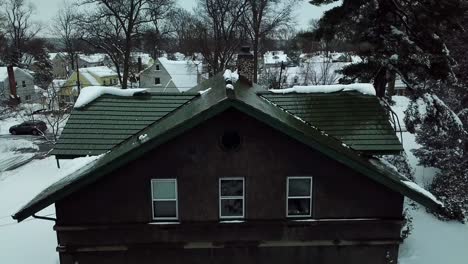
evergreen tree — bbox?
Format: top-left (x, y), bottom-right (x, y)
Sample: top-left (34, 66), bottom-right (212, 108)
top-left (33, 48), bottom-right (53, 89)
top-left (310, 0), bottom-right (468, 220)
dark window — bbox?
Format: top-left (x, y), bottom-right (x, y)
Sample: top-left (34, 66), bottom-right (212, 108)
top-left (287, 177), bottom-right (312, 217)
top-left (155, 64), bottom-right (160, 71)
top-left (22, 81), bottom-right (26, 87)
top-left (220, 131), bottom-right (241, 151)
top-left (155, 77), bottom-right (161, 85)
top-left (219, 178), bottom-right (244, 219)
top-left (151, 179), bottom-right (178, 220)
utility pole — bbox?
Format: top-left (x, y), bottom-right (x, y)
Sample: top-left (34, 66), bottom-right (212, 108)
top-left (278, 62), bottom-right (285, 89)
top-left (76, 54), bottom-right (81, 96)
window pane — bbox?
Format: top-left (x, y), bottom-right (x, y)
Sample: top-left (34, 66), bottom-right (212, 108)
top-left (288, 178), bottom-right (311, 197)
top-left (152, 180), bottom-right (176, 199)
top-left (220, 199), bottom-right (243, 217)
top-left (288, 198), bottom-right (311, 216)
top-left (153, 201), bottom-right (177, 218)
top-left (221, 179), bottom-right (243, 197)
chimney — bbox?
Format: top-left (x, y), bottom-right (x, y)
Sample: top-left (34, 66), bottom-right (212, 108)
top-left (138, 57), bottom-right (142, 73)
top-left (7, 65), bottom-right (18, 99)
top-left (237, 46), bottom-right (254, 85)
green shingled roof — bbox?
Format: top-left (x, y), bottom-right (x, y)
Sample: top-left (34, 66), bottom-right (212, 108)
top-left (13, 76), bottom-right (442, 222)
top-left (259, 92), bottom-right (403, 154)
top-left (51, 93), bottom-right (198, 158)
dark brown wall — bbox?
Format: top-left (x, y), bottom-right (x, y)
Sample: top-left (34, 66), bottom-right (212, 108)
top-left (56, 108), bottom-right (403, 226)
top-left (60, 245), bottom-right (400, 264)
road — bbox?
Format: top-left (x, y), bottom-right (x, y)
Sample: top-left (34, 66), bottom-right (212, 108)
top-left (0, 134), bottom-right (54, 172)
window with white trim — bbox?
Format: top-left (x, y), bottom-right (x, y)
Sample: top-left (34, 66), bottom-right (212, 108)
top-left (286, 177), bottom-right (312, 217)
top-left (219, 178), bottom-right (244, 219)
top-left (151, 179), bottom-right (178, 220)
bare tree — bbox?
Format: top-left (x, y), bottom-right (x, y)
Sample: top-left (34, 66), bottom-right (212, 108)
top-left (242, 0), bottom-right (298, 83)
top-left (77, 0), bottom-right (172, 89)
top-left (52, 1), bottom-right (80, 72)
top-left (190, 0), bottom-right (249, 76)
top-left (40, 83), bottom-right (71, 143)
top-left (301, 58), bottom-right (340, 85)
top-left (1, 0), bottom-right (40, 64)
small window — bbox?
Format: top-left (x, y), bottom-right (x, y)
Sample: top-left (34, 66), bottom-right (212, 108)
top-left (294, 76), bottom-right (299, 84)
top-left (103, 80), bottom-right (107, 85)
top-left (25, 95), bottom-right (31, 101)
top-left (287, 177), bottom-right (313, 217)
top-left (22, 81), bottom-right (26, 87)
top-left (151, 179), bottom-right (178, 220)
top-left (220, 130), bottom-right (241, 151)
top-left (219, 178), bottom-right (244, 219)
top-left (155, 77), bottom-right (161, 85)
top-left (155, 64), bottom-right (160, 71)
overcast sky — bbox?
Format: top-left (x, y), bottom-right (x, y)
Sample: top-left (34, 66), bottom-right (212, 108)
top-left (33, 0), bottom-right (339, 33)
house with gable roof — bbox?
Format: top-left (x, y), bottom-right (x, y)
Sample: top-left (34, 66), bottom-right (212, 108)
top-left (139, 57), bottom-right (202, 93)
top-left (0, 66), bottom-right (35, 102)
top-left (58, 66), bottom-right (119, 103)
top-left (13, 48), bottom-right (443, 264)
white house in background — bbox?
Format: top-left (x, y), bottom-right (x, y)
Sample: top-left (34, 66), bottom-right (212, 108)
top-left (263, 51), bottom-right (289, 68)
top-left (0, 67), bottom-right (35, 102)
top-left (139, 57), bottom-right (202, 93)
top-left (78, 53), bottom-right (109, 68)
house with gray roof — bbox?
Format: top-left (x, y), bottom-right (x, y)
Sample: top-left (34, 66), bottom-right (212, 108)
top-left (0, 67), bottom-right (35, 102)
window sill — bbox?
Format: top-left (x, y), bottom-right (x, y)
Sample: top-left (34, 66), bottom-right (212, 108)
top-left (148, 221), bottom-right (180, 225)
top-left (219, 220), bottom-right (245, 224)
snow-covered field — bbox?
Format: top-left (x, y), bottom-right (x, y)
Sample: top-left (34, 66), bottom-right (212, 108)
top-left (0, 96), bottom-right (467, 263)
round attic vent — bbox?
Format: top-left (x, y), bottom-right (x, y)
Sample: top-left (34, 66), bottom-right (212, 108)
top-left (220, 130), bottom-right (241, 151)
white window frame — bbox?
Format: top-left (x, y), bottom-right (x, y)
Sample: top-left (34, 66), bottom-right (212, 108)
top-left (151, 179), bottom-right (178, 221)
top-left (286, 176), bottom-right (313, 218)
top-left (219, 177), bottom-right (245, 219)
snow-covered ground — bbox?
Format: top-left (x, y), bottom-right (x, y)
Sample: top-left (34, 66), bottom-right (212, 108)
top-left (393, 96), bottom-right (468, 264)
top-left (0, 156), bottom-right (98, 263)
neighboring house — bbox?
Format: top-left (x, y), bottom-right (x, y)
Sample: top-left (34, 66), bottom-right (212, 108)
top-left (0, 67), bottom-right (35, 102)
top-left (139, 57), bottom-right (202, 93)
top-left (59, 66), bottom-right (119, 103)
top-left (13, 53), bottom-right (443, 264)
top-left (49, 52), bottom-right (71, 79)
top-left (78, 53), bottom-right (108, 68)
top-left (263, 50), bottom-right (289, 69)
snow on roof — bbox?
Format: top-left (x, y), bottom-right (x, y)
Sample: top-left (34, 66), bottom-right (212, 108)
top-left (48, 52), bottom-right (67, 61)
top-left (402, 180), bottom-right (444, 207)
top-left (131, 52), bottom-right (153, 65)
top-left (264, 51), bottom-right (288, 65)
top-left (81, 66), bottom-right (117, 78)
top-left (223, 69), bottom-right (239, 84)
top-left (0, 67), bottom-right (34, 80)
top-left (158, 57), bottom-right (201, 92)
top-left (79, 53), bottom-right (107, 63)
top-left (74, 86), bottom-right (148, 109)
top-left (269, 83), bottom-right (376, 96)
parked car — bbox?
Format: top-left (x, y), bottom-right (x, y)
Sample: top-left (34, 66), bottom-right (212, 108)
top-left (9, 121), bottom-right (47, 135)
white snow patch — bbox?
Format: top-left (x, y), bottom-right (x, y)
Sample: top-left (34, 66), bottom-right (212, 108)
top-left (223, 69), bottom-right (239, 83)
top-left (0, 156), bottom-right (99, 264)
top-left (138, 134), bottom-right (148, 143)
top-left (74, 86), bottom-right (147, 108)
top-left (198, 87), bottom-right (212, 95)
top-left (402, 181), bottom-right (443, 207)
top-left (269, 83), bottom-right (376, 96)
top-left (226, 84), bottom-right (234, 90)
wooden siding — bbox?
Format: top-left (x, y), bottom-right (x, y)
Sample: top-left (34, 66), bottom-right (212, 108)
top-left (54, 108), bottom-right (404, 263)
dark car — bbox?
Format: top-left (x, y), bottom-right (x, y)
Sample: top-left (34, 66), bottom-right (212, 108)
top-left (9, 121), bottom-right (47, 136)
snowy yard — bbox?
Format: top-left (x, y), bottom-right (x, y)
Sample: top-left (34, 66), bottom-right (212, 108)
top-left (0, 96), bottom-right (467, 263)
